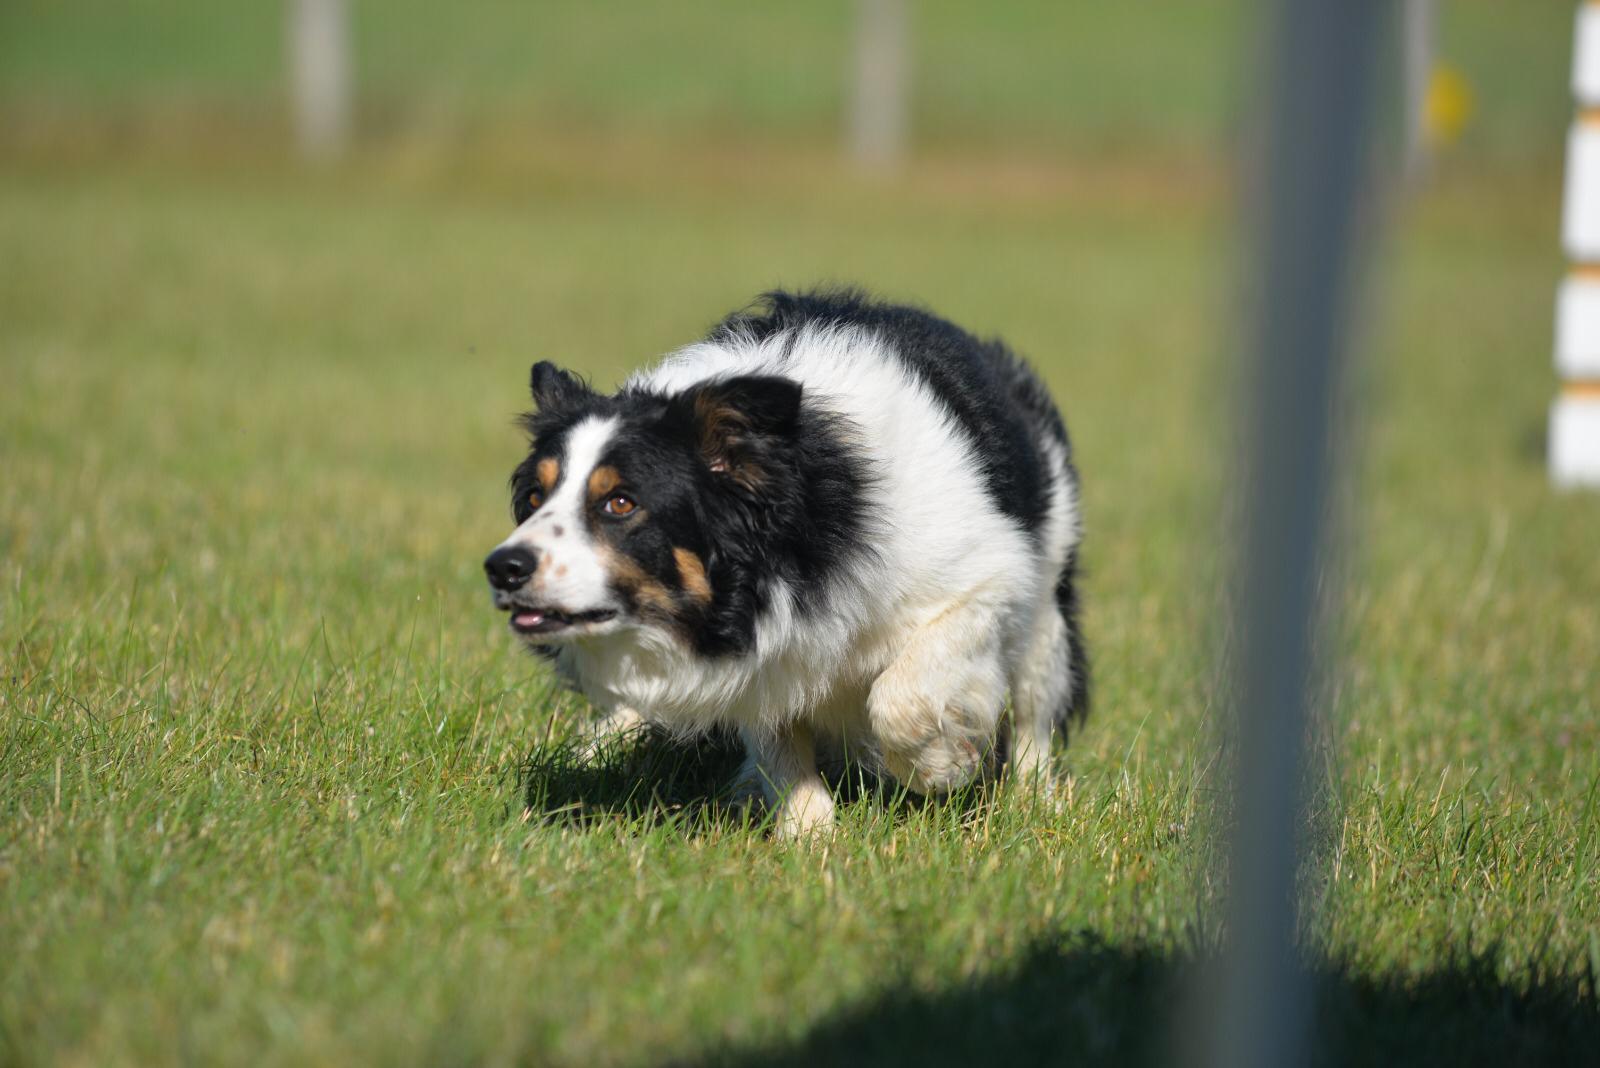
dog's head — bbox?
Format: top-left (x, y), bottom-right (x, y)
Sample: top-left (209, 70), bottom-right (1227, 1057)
top-left (484, 360), bottom-right (802, 650)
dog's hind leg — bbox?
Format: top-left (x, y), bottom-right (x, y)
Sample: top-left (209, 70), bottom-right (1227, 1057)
top-left (1007, 599), bottom-right (1070, 783)
top-left (1007, 546), bottom-right (1089, 784)
top-left (733, 721), bottom-right (835, 838)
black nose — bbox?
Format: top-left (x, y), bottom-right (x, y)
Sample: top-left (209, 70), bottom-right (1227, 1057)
top-left (484, 546), bottom-right (537, 591)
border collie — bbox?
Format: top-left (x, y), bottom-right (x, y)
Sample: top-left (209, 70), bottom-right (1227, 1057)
top-left (485, 289), bottom-right (1088, 835)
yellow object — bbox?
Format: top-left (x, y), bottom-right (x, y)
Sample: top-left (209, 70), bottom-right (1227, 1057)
top-left (1425, 64), bottom-right (1475, 147)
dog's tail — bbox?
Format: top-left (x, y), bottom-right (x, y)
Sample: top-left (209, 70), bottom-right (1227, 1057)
top-left (1056, 546), bottom-right (1090, 729)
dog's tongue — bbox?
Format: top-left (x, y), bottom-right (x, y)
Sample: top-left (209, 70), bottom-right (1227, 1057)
top-left (513, 610), bottom-right (544, 629)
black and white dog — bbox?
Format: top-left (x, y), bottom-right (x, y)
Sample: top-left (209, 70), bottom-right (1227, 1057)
top-left (485, 289), bottom-right (1087, 835)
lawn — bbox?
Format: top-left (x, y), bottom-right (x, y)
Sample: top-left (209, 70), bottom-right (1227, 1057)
top-left (2, 4), bottom-right (1598, 1066)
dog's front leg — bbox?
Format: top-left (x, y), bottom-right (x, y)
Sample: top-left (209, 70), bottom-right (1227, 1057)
top-left (869, 600), bottom-right (1007, 795)
top-left (735, 721), bottom-right (834, 839)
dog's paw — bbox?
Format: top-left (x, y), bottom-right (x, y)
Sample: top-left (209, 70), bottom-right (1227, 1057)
top-left (880, 731), bottom-right (985, 795)
top-left (773, 781), bottom-right (836, 840)
top-left (726, 761), bottom-right (835, 838)
top-left (573, 706), bottom-right (647, 764)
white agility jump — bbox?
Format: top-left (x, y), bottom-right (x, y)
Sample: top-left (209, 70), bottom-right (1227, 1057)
top-left (1554, 1), bottom-right (1600, 487)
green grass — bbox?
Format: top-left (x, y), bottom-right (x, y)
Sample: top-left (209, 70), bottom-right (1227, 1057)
top-left (2, 4), bottom-right (1599, 1066)
top-left (2, 145), bottom-right (1597, 1064)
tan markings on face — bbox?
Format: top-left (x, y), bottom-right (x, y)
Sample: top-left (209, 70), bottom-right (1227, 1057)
top-left (600, 546), bottom-right (676, 617)
top-left (672, 547), bottom-right (713, 604)
top-left (586, 464), bottom-right (622, 503)
top-left (536, 458), bottom-right (560, 492)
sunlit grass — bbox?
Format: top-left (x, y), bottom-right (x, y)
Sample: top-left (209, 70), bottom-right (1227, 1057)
top-left (1, 122), bottom-right (1597, 1068)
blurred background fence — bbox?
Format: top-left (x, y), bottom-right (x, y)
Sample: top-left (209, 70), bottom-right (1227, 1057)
top-left (0, 1), bottom-right (1569, 172)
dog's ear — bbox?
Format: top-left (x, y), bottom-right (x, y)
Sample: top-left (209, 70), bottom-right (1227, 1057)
top-left (529, 361), bottom-right (593, 411)
top-left (675, 375), bottom-right (802, 491)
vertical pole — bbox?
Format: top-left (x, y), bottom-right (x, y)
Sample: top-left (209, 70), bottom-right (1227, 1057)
top-left (1402, 0), bottom-right (1436, 181)
top-left (1200, 3), bottom-right (1385, 1068)
top-left (288, 0), bottom-right (351, 162)
top-left (849, 0), bottom-right (909, 172)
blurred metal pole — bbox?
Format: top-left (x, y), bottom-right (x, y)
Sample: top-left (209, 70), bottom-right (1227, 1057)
top-left (288, 0), bottom-right (351, 162)
top-left (1402, 0), bottom-right (1437, 181)
top-left (1202, 3), bottom-right (1385, 1068)
top-left (849, 0), bottom-right (909, 171)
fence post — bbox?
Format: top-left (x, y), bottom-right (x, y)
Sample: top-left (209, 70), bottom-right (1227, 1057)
top-left (288, 0), bottom-right (351, 162)
top-left (1402, 0), bottom-right (1436, 181)
top-left (849, 0), bottom-right (909, 171)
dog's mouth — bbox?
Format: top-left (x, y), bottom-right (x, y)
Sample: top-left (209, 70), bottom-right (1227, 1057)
top-left (503, 604), bottom-right (618, 636)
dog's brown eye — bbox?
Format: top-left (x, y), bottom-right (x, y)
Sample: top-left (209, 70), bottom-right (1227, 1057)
top-left (528, 489), bottom-right (544, 511)
top-left (602, 493), bottom-right (637, 517)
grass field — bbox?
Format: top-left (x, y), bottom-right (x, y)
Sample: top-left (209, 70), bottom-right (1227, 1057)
top-left (3, 4), bottom-right (1599, 1066)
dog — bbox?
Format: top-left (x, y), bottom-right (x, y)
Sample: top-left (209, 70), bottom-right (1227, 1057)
top-left (485, 289), bottom-right (1088, 835)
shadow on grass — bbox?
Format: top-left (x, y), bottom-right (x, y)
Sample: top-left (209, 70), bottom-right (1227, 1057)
top-left (678, 932), bottom-right (1599, 1068)
top-left (519, 727), bottom-right (750, 830)
top-left (518, 728), bottom-right (995, 833)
